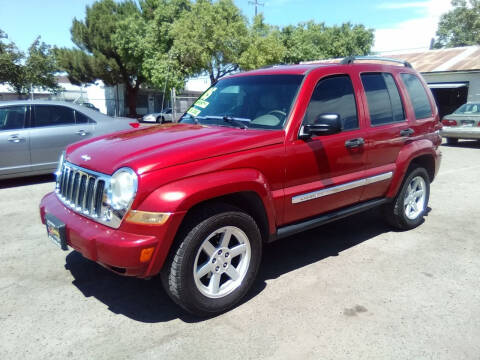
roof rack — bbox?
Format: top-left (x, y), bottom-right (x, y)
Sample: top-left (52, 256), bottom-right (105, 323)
top-left (340, 56), bottom-right (412, 68)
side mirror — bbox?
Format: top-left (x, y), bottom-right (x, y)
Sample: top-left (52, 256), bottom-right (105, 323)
top-left (299, 113), bottom-right (342, 139)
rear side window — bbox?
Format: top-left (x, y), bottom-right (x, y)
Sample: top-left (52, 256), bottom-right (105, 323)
top-left (303, 75), bottom-right (358, 130)
top-left (400, 73), bottom-right (433, 119)
top-left (0, 106), bottom-right (27, 131)
top-left (34, 105), bottom-right (75, 127)
top-left (361, 73), bottom-right (405, 126)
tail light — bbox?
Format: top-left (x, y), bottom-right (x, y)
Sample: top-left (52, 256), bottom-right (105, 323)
top-left (442, 119), bottom-right (457, 126)
top-left (129, 122), bottom-right (140, 128)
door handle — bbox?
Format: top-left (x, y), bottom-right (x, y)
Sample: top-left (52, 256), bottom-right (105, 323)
top-left (76, 130), bottom-right (89, 136)
top-left (345, 137), bottom-right (365, 148)
top-left (400, 128), bottom-right (415, 137)
top-left (7, 135), bottom-right (24, 143)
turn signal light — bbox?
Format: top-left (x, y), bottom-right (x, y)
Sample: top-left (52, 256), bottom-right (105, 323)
top-left (126, 210), bottom-right (170, 225)
top-left (140, 247), bottom-right (155, 263)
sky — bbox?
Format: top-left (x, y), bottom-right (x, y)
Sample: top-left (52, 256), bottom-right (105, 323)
top-left (0, 0), bottom-right (453, 54)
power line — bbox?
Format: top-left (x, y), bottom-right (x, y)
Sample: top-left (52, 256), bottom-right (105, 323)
top-left (248, 0), bottom-right (264, 17)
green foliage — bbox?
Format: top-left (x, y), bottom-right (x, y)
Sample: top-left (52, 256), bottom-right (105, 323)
top-left (140, 0), bottom-right (191, 92)
top-left (56, 0), bottom-right (147, 115)
top-left (281, 21), bottom-right (374, 64)
top-left (170, 0), bottom-right (249, 83)
top-left (238, 15), bottom-right (286, 70)
top-left (435, 0), bottom-right (480, 48)
top-left (0, 30), bottom-right (58, 95)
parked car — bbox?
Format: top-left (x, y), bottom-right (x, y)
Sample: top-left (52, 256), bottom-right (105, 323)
top-left (441, 102), bottom-right (480, 144)
top-left (40, 57), bottom-right (442, 316)
top-left (142, 108), bottom-right (173, 123)
top-left (78, 102), bottom-right (100, 112)
top-left (0, 100), bottom-right (139, 179)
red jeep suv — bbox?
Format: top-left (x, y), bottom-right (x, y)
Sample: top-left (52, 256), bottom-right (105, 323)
top-left (40, 56), bottom-right (442, 316)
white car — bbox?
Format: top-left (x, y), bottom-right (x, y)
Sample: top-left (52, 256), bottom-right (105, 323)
top-left (142, 108), bottom-right (173, 123)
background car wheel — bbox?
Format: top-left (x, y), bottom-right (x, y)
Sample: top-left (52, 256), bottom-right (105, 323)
top-left (161, 203), bottom-right (262, 316)
top-left (156, 116), bottom-right (165, 123)
top-left (384, 167), bottom-right (430, 230)
top-left (446, 137), bottom-right (458, 145)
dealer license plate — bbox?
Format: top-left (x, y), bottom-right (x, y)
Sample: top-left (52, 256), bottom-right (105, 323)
top-left (45, 213), bottom-right (68, 250)
top-left (462, 120), bottom-right (474, 127)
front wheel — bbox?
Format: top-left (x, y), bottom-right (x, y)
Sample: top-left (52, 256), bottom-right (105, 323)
top-left (161, 204), bottom-right (262, 316)
top-left (384, 167), bottom-right (430, 230)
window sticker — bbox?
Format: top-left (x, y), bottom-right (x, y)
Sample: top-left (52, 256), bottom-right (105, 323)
top-left (187, 107), bottom-right (201, 117)
top-left (200, 87), bottom-right (217, 101)
top-left (194, 99), bottom-right (209, 108)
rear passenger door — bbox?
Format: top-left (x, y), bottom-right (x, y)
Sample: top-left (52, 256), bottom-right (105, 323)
top-left (0, 105), bottom-right (31, 177)
top-left (30, 105), bottom-right (94, 172)
top-left (359, 72), bottom-right (424, 201)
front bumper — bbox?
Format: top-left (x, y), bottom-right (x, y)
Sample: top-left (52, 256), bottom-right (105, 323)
top-left (441, 126), bottom-right (480, 139)
top-left (39, 192), bottom-right (184, 278)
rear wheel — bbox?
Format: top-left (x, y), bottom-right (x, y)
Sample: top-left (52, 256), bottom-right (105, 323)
top-left (161, 204), bottom-right (262, 316)
top-left (156, 116), bottom-right (165, 123)
top-left (446, 137), bottom-right (458, 145)
top-left (384, 167), bottom-right (430, 230)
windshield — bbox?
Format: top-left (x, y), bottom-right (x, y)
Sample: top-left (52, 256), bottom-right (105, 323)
top-left (454, 103), bottom-right (480, 114)
top-left (180, 74), bottom-right (304, 129)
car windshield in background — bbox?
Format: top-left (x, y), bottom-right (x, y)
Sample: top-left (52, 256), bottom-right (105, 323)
top-left (180, 74), bottom-right (304, 130)
top-left (454, 103), bottom-right (480, 114)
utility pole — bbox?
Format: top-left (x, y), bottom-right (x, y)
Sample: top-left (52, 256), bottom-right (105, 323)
top-left (248, 0), bottom-right (264, 17)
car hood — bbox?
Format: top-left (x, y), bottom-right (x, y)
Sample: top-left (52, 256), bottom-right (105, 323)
top-left (66, 123), bottom-right (284, 175)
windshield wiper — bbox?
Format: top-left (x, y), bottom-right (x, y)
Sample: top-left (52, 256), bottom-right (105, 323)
top-left (221, 116), bottom-right (248, 129)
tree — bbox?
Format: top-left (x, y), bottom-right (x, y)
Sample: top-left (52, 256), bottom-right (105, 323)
top-left (170, 0), bottom-right (249, 84)
top-left (56, 0), bottom-right (147, 116)
top-left (281, 21), bottom-right (374, 64)
top-left (140, 0), bottom-right (191, 94)
top-left (0, 29), bottom-right (58, 95)
top-left (435, 0), bottom-right (480, 48)
top-left (237, 15), bottom-right (286, 71)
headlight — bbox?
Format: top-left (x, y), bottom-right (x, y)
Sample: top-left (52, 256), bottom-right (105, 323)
top-left (109, 168), bottom-right (138, 210)
top-left (55, 151), bottom-right (65, 176)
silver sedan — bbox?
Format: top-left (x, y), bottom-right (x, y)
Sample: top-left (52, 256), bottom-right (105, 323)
top-left (0, 100), bottom-right (139, 179)
top-left (441, 102), bottom-right (480, 145)
top-left (142, 108), bottom-right (173, 123)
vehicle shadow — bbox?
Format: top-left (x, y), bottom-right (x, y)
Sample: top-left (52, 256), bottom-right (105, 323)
top-left (65, 207), bottom-right (393, 323)
top-left (0, 174), bottom-right (55, 189)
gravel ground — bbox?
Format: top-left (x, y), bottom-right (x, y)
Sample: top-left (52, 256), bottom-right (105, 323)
top-left (1, 140), bottom-right (479, 360)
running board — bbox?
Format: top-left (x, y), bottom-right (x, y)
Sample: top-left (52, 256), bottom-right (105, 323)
top-left (273, 198), bottom-right (389, 241)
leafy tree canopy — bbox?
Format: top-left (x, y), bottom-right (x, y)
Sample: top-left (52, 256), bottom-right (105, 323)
top-left (0, 30), bottom-right (58, 95)
top-left (435, 0), bottom-right (480, 48)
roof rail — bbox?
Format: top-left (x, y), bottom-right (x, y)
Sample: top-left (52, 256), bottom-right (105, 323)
top-left (340, 56), bottom-right (412, 68)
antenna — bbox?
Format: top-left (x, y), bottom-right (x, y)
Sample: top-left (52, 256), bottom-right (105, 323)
top-left (248, 0), bottom-right (264, 17)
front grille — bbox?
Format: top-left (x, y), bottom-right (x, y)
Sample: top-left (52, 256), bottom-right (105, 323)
top-left (55, 162), bottom-right (108, 219)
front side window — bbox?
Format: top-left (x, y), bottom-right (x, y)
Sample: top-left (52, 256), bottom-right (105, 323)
top-left (361, 73), bottom-right (405, 126)
top-left (180, 75), bottom-right (304, 130)
top-left (75, 110), bottom-right (94, 124)
top-left (400, 73), bottom-right (433, 119)
top-left (303, 75), bottom-right (358, 130)
top-left (0, 106), bottom-right (27, 131)
top-left (34, 105), bottom-right (75, 127)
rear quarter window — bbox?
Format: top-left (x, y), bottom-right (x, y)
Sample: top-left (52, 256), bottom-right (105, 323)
top-left (400, 73), bottom-right (433, 119)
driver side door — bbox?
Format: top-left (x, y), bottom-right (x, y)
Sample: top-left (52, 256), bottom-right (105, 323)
top-left (282, 73), bottom-right (368, 225)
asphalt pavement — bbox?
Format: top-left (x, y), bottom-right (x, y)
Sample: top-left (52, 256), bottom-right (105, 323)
top-left (1, 140), bottom-right (479, 360)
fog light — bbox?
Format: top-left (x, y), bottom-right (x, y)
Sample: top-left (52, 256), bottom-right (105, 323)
top-left (140, 247), bottom-right (155, 263)
top-left (126, 210), bottom-right (170, 225)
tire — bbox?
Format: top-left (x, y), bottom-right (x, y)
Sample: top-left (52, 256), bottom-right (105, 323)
top-left (161, 203), bottom-right (262, 316)
top-left (156, 116), bottom-right (165, 124)
top-left (384, 167), bottom-right (430, 230)
top-left (446, 137), bottom-right (458, 145)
